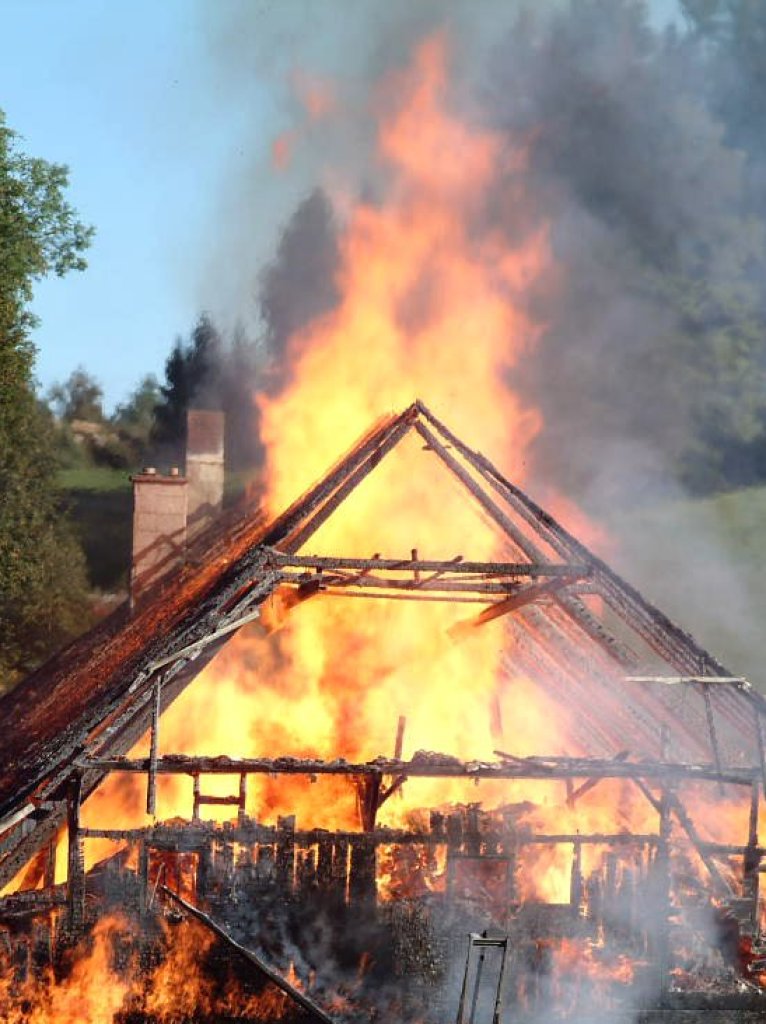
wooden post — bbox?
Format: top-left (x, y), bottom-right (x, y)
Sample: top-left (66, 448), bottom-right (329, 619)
top-left (43, 840), bottom-right (56, 890)
top-left (411, 548), bottom-right (420, 584)
top-left (744, 779), bottom-right (760, 932)
top-left (66, 772), bottom-right (85, 935)
top-left (237, 772), bottom-right (248, 825)
top-left (755, 708), bottom-right (766, 796)
top-left (394, 716), bottom-right (406, 760)
top-left (146, 679), bottom-right (161, 816)
top-left (348, 834), bottom-right (376, 907)
top-left (138, 838), bottom-right (150, 919)
top-left (317, 836), bottom-right (333, 892)
top-left (570, 840), bottom-right (583, 916)
top-left (356, 775), bottom-right (381, 832)
top-left (701, 683), bottom-right (724, 795)
top-left (276, 815), bottom-right (295, 893)
top-left (192, 772), bottom-right (201, 822)
top-left (655, 726), bottom-right (672, 1002)
top-left (331, 839), bottom-right (349, 904)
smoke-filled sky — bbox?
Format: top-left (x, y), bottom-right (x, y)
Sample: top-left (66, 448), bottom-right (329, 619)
top-left (0, 0), bottom-right (679, 410)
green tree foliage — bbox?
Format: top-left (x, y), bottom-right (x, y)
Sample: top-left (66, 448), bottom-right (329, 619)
top-left (152, 313), bottom-right (223, 461)
top-left (111, 373), bottom-right (161, 467)
top-left (0, 110), bottom-right (93, 691)
top-left (48, 365), bottom-right (104, 422)
top-left (680, 1), bottom-right (766, 157)
top-left (152, 314), bottom-right (263, 472)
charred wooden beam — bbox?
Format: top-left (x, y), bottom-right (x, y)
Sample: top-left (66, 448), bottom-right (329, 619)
top-left (146, 679), bottom-right (161, 817)
top-left (755, 706), bottom-right (766, 796)
top-left (416, 402), bottom-right (748, 682)
top-left (160, 887), bottom-right (339, 1024)
top-left (355, 775), bottom-right (381, 831)
top-left (78, 753), bottom-right (759, 785)
top-left (566, 752), bottom-right (630, 805)
top-left (265, 551), bottom-right (586, 577)
top-left (745, 779), bottom-right (760, 929)
top-left (699, 682), bottom-right (725, 794)
top-left (276, 569), bottom-right (556, 595)
top-left (65, 772), bottom-right (85, 936)
top-left (448, 578), bottom-right (575, 638)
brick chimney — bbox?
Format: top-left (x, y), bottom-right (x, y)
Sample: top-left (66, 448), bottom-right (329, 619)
top-left (186, 409), bottom-right (224, 540)
top-left (130, 467), bottom-right (188, 607)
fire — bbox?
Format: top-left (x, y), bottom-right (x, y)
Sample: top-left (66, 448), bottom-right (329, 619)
top-left (0, 915), bottom-right (129, 1024)
top-left (4, 26), bottom-right (766, 1024)
top-left (172, 31), bottom-right (549, 820)
top-left (65, 30), bottom-right (556, 843)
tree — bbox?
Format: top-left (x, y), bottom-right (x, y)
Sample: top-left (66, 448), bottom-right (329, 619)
top-left (151, 315), bottom-right (265, 473)
top-left (111, 373), bottom-right (161, 466)
top-left (486, 0), bottom-right (766, 498)
top-left (48, 365), bottom-right (104, 422)
top-left (151, 313), bottom-right (223, 461)
top-left (0, 109), bottom-right (93, 691)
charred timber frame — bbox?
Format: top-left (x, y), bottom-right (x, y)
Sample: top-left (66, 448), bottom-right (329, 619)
top-left (77, 753), bottom-right (766, 786)
top-left (5, 400), bottom-right (766, 899)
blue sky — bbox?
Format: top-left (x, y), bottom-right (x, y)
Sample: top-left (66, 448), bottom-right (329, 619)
top-left (1, 0), bottom-right (680, 412)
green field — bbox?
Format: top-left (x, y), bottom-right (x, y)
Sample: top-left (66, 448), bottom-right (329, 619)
top-left (57, 468), bottom-right (133, 591)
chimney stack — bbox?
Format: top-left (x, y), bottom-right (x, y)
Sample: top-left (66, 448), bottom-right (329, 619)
top-left (186, 409), bottom-right (225, 540)
top-left (130, 468), bottom-right (188, 606)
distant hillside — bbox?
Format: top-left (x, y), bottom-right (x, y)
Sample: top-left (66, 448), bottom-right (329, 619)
top-left (602, 487), bottom-right (766, 690)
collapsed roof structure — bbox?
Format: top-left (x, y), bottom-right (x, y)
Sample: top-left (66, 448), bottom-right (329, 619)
top-left (2, 400), bottom-right (766, 1018)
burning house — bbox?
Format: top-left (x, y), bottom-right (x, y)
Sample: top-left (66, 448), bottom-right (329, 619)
top-left (1, 400), bottom-right (766, 1023)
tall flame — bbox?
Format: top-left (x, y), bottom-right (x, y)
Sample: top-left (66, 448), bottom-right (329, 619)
top-left (150, 31), bottom-right (554, 829)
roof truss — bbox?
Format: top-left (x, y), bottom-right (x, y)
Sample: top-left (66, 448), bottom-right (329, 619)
top-left (2, 399), bottom-right (765, 890)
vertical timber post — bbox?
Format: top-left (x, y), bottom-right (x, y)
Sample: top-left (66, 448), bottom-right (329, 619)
top-left (745, 778), bottom-right (760, 933)
top-left (43, 840), bottom-right (56, 890)
top-left (146, 678), bottom-right (161, 817)
top-left (138, 837), bottom-right (150, 920)
top-left (65, 772), bottom-right (85, 936)
top-left (192, 773), bottom-right (201, 822)
top-left (570, 839), bottom-right (583, 916)
top-left (238, 772), bottom-right (248, 826)
top-left (655, 725), bottom-right (672, 1002)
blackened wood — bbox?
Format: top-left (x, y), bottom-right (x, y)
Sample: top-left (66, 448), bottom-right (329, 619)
top-left (699, 682), bottom-right (725, 795)
top-left (160, 887), bottom-right (339, 1024)
top-left (267, 551), bottom-right (586, 577)
top-left (79, 752), bottom-right (757, 785)
top-left (275, 815), bottom-right (295, 892)
top-left (65, 773), bottom-right (84, 935)
top-left (745, 780), bottom-right (760, 928)
top-left (348, 835), bottom-right (376, 905)
top-left (448, 578), bottom-right (575, 638)
top-left (146, 680), bottom-right (161, 817)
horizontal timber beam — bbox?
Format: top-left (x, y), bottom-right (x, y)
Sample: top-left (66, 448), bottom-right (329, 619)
top-left (78, 754), bottom-right (758, 786)
top-left (265, 551), bottom-right (589, 577)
